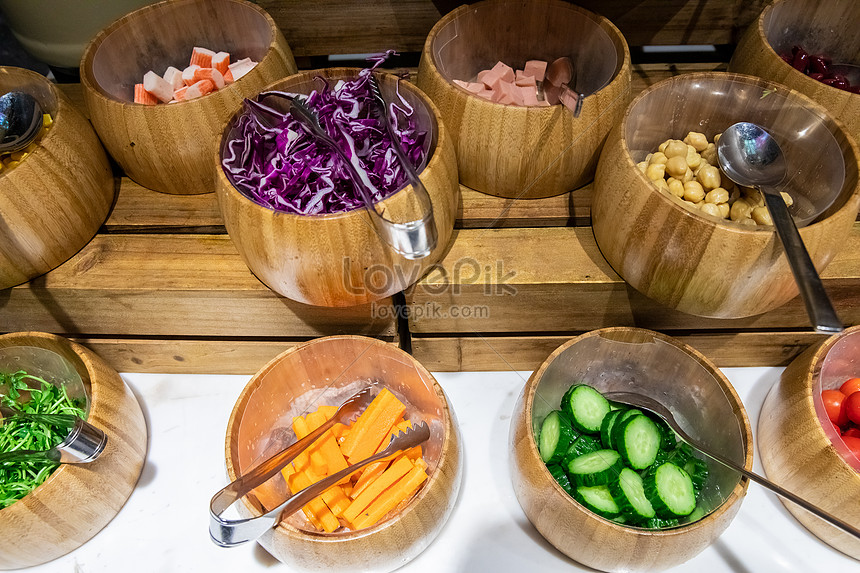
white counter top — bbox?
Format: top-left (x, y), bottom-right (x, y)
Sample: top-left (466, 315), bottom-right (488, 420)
top-left (26, 368), bottom-right (860, 572)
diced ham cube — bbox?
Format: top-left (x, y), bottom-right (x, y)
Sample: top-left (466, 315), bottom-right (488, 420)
top-left (502, 81), bottom-right (524, 106)
top-left (192, 67), bottom-right (225, 90)
top-left (476, 89), bottom-right (494, 100)
top-left (523, 60), bottom-right (548, 82)
top-left (520, 85), bottom-right (539, 106)
top-left (491, 61), bottom-right (515, 83)
top-left (477, 69), bottom-right (502, 90)
top-left (453, 79), bottom-right (469, 89)
top-left (185, 79), bottom-right (215, 100)
top-left (163, 66), bottom-right (184, 91)
top-left (134, 83), bottom-right (157, 105)
top-left (515, 70), bottom-right (537, 87)
top-left (143, 70), bottom-right (174, 103)
top-left (454, 80), bottom-right (485, 94)
top-left (227, 58), bottom-right (257, 81)
top-left (190, 46), bottom-right (216, 68)
top-left (182, 65), bottom-right (200, 86)
top-left (211, 51), bottom-right (230, 75)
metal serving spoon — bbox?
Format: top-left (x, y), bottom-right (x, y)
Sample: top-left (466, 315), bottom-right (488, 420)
top-left (542, 57), bottom-right (584, 117)
top-left (0, 405), bottom-right (107, 464)
top-left (717, 122), bottom-right (842, 334)
top-left (604, 391), bottom-right (860, 540)
top-left (0, 91), bottom-right (43, 154)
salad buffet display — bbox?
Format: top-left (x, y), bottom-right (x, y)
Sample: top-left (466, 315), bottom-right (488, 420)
top-left (0, 0), bottom-right (859, 570)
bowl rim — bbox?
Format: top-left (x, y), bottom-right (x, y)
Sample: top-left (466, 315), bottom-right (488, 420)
top-left (617, 71), bottom-right (860, 233)
top-left (215, 67), bottom-right (450, 223)
top-left (421, 0), bottom-right (632, 111)
top-left (755, 0), bottom-right (860, 100)
top-left (79, 0), bottom-right (281, 107)
top-left (224, 334), bottom-right (457, 541)
top-left (522, 326), bottom-right (753, 536)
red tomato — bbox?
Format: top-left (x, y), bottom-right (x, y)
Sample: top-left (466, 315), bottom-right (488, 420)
top-left (840, 435), bottom-right (860, 459)
top-left (843, 427), bottom-right (860, 439)
top-left (822, 389), bottom-right (849, 427)
top-left (844, 392), bottom-right (860, 425)
top-left (841, 378), bottom-right (860, 396)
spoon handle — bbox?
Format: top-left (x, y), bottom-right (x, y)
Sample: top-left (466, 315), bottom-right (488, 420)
top-left (762, 189), bottom-right (842, 334)
top-left (674, 426), bottom-right (860, 540)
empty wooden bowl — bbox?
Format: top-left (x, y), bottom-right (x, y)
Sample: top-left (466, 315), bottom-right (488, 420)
top-left (0, 66), bottom-right (114, 290)
top-left (730, 0), bottom-right (859, 144)
top-left (416, 0), bottom-right (631, 199)
top-left (510, 327), bottom-right (753, 572)
top-left (80, 0), bottom-right (297, 195)
top-left (759, 325), bottom-right (860, 559)
top-left (215, 68), bottom-right (459, 307)
top-left (225, 336), bottom-right (462, 573)
top-left (0, 332), bottom-right (147, 569)
top-left (592, 72), bottom-right (860, 318)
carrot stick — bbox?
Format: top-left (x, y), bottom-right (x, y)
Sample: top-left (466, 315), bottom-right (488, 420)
top-left (342, 456), bottom-right (414, 526)
top-left (351, 465), bottom-right (428, 530)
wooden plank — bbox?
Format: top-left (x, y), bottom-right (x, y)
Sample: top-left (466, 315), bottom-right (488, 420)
top-left (405, 224), bottom-right (860, 333)
top-left (410, 331), bottom-right (827, 372)
top-left (0, 234), bottom-right (395, 338)
top-left (258, 1), bottom-right (766, 57)
top-left (106, 179), bottom-right (223, 232)
top-left (68, 336), bottom-right (395, 375)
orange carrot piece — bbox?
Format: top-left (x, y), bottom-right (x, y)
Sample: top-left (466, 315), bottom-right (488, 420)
top-left (306, 409), bottom-right (328, 431)
top-left (134, 84), bottom-right (157, 105)
top-left (338, 389), bottom-right (389, 457)
top-left (351, 465), bottom-right (428, 530)
top-left (331, 422), bottom-right (348, 441)
top-left (342, 456), bottom-right (413, 526)
top-left (310, 449), bottom-right (327, 476)
top-left (289, 467), bottom-right (339, 532)
top-left (321, 485), bottom-right (351, 518)
top-left (293, 415), bottom-right (310, 439)
top-left (349, 418), bottom-right (407, 498)
top-left (319, 405), bottom-right (338, 420)
top-left (343, 389), bottom-right (406, 462)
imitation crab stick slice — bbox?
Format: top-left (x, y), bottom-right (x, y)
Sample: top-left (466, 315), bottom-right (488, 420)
top-left (163, 66), bottom-right (184, 90)
top-left (352, 464), bottom-right (428, 530)
top-left (223, 68), bottom-right (235, 84)
top-left (228, 57), bottom-right (257, 81)
top-left (192, 67), bottom-right (225, 89)
top-left (143, 70), bottom-right (174, 103)
top-left (134, 83), bottom-right (157, 105)
top-left (182, 65), bottom-right (200, 86)
top-left (190, 46), bottom-right (216, 68)
top-left (212, 51), bottom-right (230, 74)
top-left (185, 79), bottom-right (214, 100)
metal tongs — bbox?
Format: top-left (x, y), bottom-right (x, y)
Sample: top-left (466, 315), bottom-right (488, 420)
top-left (255, 75), bottom-right (437, 260)
top-left (0, 405), bottom-right (107, 464)
top-left (209, 387), bottom-right (431, 547)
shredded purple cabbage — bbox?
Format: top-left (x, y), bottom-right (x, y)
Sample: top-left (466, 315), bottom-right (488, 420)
top-left (221, 52), bottom-right (428, 215)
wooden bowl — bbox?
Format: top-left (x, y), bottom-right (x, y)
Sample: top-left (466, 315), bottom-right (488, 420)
top-left (0, 66), bottom-right (114, 289)
top-left (215, 68), bottom-right (459, 307)
top-left (0, 332), bottom-right (147, 569)
top-left (759, 325), bottom-right (860, 559)
top-left (592, 72), bottom-right (860, 318)
top-left (225, 336), bottom-right (462, 573)
top-left (730, 0), bottom-right (860, 145)
top-left (510, 327), bottom-right (753, 572)
top-left (416, 0), bottom-right (631, 199)
top-left (80, 0), bottom-right (297, 195)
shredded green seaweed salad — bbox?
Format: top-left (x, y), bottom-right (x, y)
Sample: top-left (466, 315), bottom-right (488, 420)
top-left (0, 370), bottom-right (86, 509)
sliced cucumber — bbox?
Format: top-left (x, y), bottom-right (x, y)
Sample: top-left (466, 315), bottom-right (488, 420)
top-left (538, 410), bottom-right (576, 464)
top-left (567, 449), bottom-right (623, 487)
top-left (658, 421), bottom-right (678, 451)
top-left (575, 485), bottom-right (620, 518)
top-left (547, 464), bottom-right (574, 496)
top-left (683, 456), bottom-right (709, 492)
top-left (561, 384), bottom-right (611, 434)
top-left (600, 409), bottom-right (624, 449)
top-left (609, 467), bottom-right (655, 521)
top-left (562, 435), bottom-right (601, 467)
top-left (615, 414), bottom-right (661, 470)
top-left (644, 463), bottom-right (697, 517)
top-left (643, 517), bottom-right (680, 529)
top-left (609, 408), bottom-right (642, 448)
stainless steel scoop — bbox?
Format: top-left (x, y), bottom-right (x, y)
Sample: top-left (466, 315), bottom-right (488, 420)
top-left (0, 91), bottom-right (43, 154)
top-left (0, 405), bottom-right (106, 464)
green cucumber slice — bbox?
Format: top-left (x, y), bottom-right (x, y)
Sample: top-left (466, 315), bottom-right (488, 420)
top-left (575, 485), bottom-right (620, 518)
top-left (567, 449), bottom-right (623, 487)
top-left (600, 409), bottom-right (624, 449)
top-left (644, 462), bottom-right (697, 518)
top-left (683, 456), bottom-right (709, 493)
top-left (561, 385), bottom-right (611, 434)
top-left (609, 467), bottom-right (655, 521)
top-left (538, 410), bottom-right (576, 464)
top-left (615, 415), bottom-right (661, 470)
top-left (562, 435), bottom-right (601, 468)
top-left (547, 464), bottom-right (574, 496)
top-left (643, 517), bottom-right (680, 529)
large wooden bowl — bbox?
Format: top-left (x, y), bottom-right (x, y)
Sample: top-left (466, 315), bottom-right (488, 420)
top-left (0, 332), bottom-right (147, 569)
top-left (215, 68), bottom-right (459, 307)
top-left (730, 0), bottom-right (860, 144)
top-left (0, 67), bottom-right (114, 290)
top-left (510, 327), bottom-right (753, 572)
top-left (592, 72), bottom-right (860, 318)
top-left (416, 0), bottom-right (631, 199)
top-left (80, 0), bottom-right (297, 195)
top-left (225, 336), bottom-right (462, 573)
top-left (759, 325), bottom-right (860, 559)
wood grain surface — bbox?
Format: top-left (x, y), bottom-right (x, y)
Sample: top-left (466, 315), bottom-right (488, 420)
top-left (225, 336), bottom-right (462, 572)
top-left (758, 326), bottom-right (860, 559)
top-left (80, 0), bottom-right (297, 195)
top-left (509, 328), bottom-right (752, 572)
top-left (0, 332), bottom-right (147, 569)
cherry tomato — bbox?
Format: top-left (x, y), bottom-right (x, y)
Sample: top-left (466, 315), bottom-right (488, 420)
top-left (843, 427), bottom-right (860, 439)
top-left (822, 389), bottom-right (849, 427)
top-left (844, 392), bottom-right (860, 426)
top-left (840, 435), bottom-right (860, 459)
top-left (840, 378), bottom-right (860, 396)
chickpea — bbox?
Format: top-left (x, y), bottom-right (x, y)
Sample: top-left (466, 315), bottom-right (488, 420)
top-left (646, 163), bottom-right (666, 181)
top-left (658, 140), bottom-right (669, 153)
top-left (685, 146), bottom-right (702, 170)
top-left (751, 206), bottom-right (773, 226)
top-left (667, 177), bottom-right (685, 198)
top-left (740, 217), bottom-right (758, 227)
top-left (683, 181), bottom-right (705, 202)
top-left (654, 177), bottom-right (670, 193)
top-left (714, 133), bottom-right (721, 146)
top-left (718, 203), bottom-right (730, 218)
top-left (665, 155), bottom-right (688, 178)
top-left (664, 140), bottom-right (688, 159)
top-left (781, 191), bottom-right (794, 207)
top-left (730, 199), bottom-right (752, 221)
top-left (648, 151), bottom-right (668, 165)
top-left (681, 168), bottom-right (694, 183)
top-left (705, 187), bottom-right (729, 204)
top-left (700, 202), bottom-right (722, 217)
top-left (697, 165), bottom-right (722, 190)
top-left (684, 131), bottom-right (709, 152)
top-left (701, 147), bottom-right (717, 166)
top-left (637, 161), bottom-right (648, 173)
